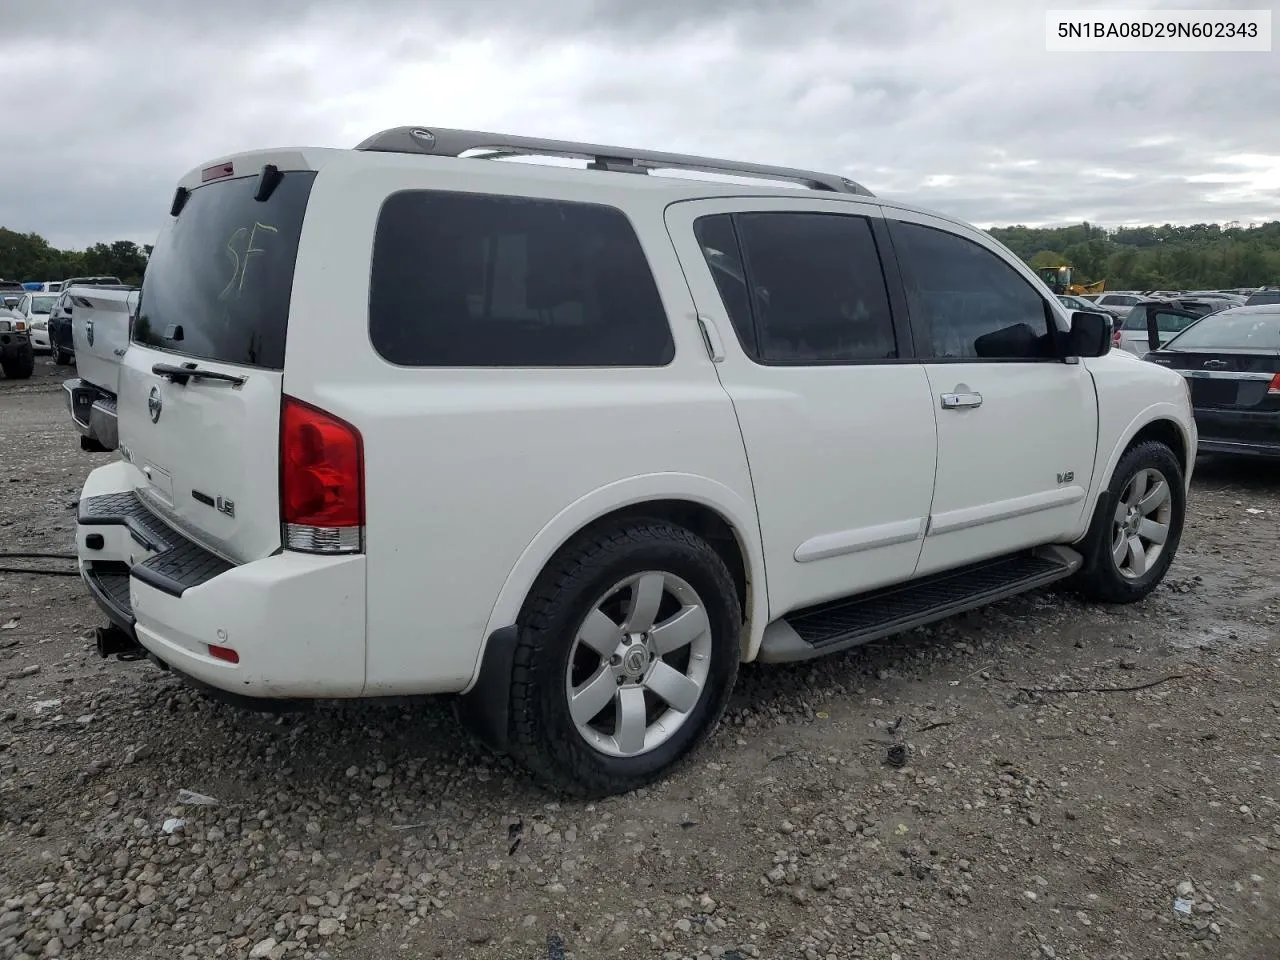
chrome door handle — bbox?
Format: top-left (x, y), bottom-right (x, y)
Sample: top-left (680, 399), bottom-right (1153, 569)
top-left (941, 392), bottom-right (983, 410)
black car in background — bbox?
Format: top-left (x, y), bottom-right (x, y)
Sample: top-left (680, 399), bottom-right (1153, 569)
top-left (46, 276), bottom-right (123, 365)
top-left (1143, 304), bottom-right (1280, 458)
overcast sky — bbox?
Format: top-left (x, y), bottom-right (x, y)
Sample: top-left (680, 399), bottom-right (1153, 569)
top-left (1, 0), bottom-right (1276, 251)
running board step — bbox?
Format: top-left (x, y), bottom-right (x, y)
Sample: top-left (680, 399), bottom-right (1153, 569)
top-left (756, 546), bottom-right (1082, 663)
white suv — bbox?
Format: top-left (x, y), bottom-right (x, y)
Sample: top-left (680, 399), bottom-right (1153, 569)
top-left (75, 126), bottom-right (1197, 797)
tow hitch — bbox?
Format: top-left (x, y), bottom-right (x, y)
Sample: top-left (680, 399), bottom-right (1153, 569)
top-left (95, 625), bottom-right (146, 661)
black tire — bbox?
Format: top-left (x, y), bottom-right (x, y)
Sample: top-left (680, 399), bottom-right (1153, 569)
top-left (54, 349), bottom-right (73, 366)
top-left (1, 345), bottom-right (35, 380)
top-left (508, 520), bottom-right (741, 798)
top-left (1071, 441), bottom-right (1185, 603)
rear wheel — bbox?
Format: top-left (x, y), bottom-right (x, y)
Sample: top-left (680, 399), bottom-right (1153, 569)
top-left (1072, 441), bottom-right (1185, 603)
top-left (1, 344), bottom-right (34, 380)
top-left (508, 521), bottom-right (741, 798)
top-left (54, 349), bottom-right (72, 366)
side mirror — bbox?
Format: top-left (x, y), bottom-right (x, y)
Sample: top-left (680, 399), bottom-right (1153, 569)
top-left (1067, 311), bottom-right (1111, 357)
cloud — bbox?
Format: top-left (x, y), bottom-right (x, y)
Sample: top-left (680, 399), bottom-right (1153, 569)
top-left (0, 0), bottom-right (1276, 254)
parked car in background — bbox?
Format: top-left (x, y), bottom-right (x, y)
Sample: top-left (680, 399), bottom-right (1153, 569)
top-left (0, 279), bottom-right (24, 311)
top-left (1244, 287), bottom-right (1280, 306)
top-left (1057, 293), bottom-right (1103, 312)
top-left (1114, 300), bottom-right (1219, 355)
top-left (48, 276), bottom-right (125, 365)
top-left (0, 303), bottom-right (35, 379)
top-left (13, 292), bottom-right (57, 352)
top-left (62, 285), bottom-right (139, 451)
top-left (48, 291), bottom-right (75, 364)
top-left (1187, 291), bottom-right (1246, 307)
top-left (73, 124), bottom-right (1194, 796)
top-left (1057, 295), bottom-right (1116, 330)
top-left (1060, 294), bottom-right (1125, 323)
top-left (1144, 305), bottom-right (1280, 458)
top-left (1172, 298), bottom-right (1230, 318)
top-left (1093, 292), bottom-right (1151, 317)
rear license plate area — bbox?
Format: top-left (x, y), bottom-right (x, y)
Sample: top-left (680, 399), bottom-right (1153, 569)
top-left (1189, 378), bottom-right (1237, 406)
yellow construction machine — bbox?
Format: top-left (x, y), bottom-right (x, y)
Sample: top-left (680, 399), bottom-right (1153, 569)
top-left (1037, 265), bottom-right (1105, 296)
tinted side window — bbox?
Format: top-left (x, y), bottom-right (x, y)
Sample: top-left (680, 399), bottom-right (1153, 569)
top-left (692, 215), bottom-right (757, 358)
top-left (891, 221), bottom-right (1054, 360)
top-left (1153, 311), bottom-right (1199, 333)
top-left (370, 192), bottom-right (674, 367)
top-left (700, 211), bottom-right (897, 364)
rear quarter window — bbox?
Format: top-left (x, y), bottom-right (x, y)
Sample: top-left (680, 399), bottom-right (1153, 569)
top-left (368, 191), bottom-right (675, 367)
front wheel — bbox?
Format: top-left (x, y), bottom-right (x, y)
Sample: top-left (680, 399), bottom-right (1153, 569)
top-left (1071, 441), bottom-right (1186, 603)
top-left (54, 349), bottom-right (72, 366)
top-left (508, 521), bottom-right (742, 798)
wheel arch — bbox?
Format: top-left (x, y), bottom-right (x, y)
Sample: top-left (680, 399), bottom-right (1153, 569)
top-left (473, 474), bottom-right (768, 692)
top-left (1074, 406), bottom-right (1194, 555)
top-left (1099, 408), bottom-right (1194, 497)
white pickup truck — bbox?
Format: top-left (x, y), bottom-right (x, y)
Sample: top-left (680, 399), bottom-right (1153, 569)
top-left (61, 285), bottom-right (139, 452)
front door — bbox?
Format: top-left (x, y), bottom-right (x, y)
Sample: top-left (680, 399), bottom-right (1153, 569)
top-left (665, 198), bottom-right (939, 617)
top-left (884, 212), bottom-right (1099, 575)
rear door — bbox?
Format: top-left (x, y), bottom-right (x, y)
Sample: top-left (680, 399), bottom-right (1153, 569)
top-left (116, 164), bottom-right (317, 563)
top-left (665, 198), bottom-right (938, 616)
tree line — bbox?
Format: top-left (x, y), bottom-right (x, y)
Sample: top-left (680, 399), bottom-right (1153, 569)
top-left (987, 220), bottom-right (1280, 290)
top-left (4, 219), bottom-right (1280, 293)
top-left (0, 228), bottom-right (151, 286)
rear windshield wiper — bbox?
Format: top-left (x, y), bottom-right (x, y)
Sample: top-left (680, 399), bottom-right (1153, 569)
top-left (152, 362), bottom-right (246, 386)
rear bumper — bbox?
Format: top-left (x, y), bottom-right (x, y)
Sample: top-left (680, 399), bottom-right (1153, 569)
top-left (1194, 408), bottom-right (1280, 459)
top-left (75, 461), bottom-right (367, 698)
top-left (62, 378), bottom-right (119, 450)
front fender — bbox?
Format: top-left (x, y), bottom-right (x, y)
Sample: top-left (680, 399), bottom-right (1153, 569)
top-left (471, 472), bottom-right (769, 692)
top-left (1076, 401), bottom-right (1197, 550)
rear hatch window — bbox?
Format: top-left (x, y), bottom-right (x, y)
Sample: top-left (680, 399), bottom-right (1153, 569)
top-left (133, 170), bottom-right (317, 368)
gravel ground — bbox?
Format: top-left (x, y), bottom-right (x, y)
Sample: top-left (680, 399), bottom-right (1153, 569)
top-left (2, 358), bottom-right (1278, 960)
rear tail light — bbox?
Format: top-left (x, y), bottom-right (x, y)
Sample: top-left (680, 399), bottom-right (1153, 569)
top-left (1112, 327), bottom-right (1122, 347)
top-left (1268, 373), bottom-right (1280, 396)
top-left (280, 396), bottom-right (364, 555)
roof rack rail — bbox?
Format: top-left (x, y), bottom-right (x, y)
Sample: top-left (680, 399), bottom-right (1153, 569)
top-left (353, 125), bottom-right (874, 197)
